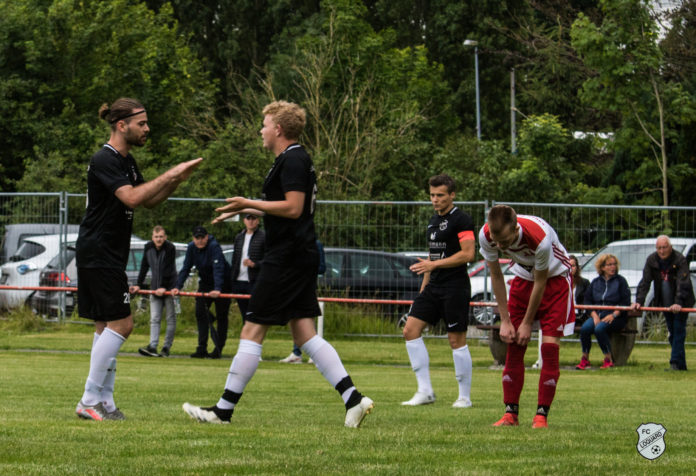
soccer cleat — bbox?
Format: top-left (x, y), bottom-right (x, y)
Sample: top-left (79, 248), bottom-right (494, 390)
top-left (401, 391), bottom-right (436, 406)
top-left (532, 414), bottom-right (548, 428)
top-left (138, 345), bottom-right (160, 357)
top-left (344, 396), bottom-right (374, 428)
top-left (103, 408), bottom-right (126, 421)
top-left (452, 397), bottom-right (473, 408)
top-left (76, 401), bottom-right (106, 421)
top-left (492, 412), bottom-right (519, 427)
top-left (182, 403), bottom-right (230, 424)
top-left (600, 358), bottom-right (614, 369)
top-left (208, 349), bottom-right (222, 359)
top-left (279, 352), bottom-right (302, 363)
top-left (160, 347), bottom-right (170, 357)
top-left (190, 350), bottom-right (209, 359)
top-left (576, 356), bottom-right (591, 370)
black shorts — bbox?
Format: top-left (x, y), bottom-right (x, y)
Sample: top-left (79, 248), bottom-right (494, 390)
top-left (246, 262), bottom-right (321, 326)
top-left (409, 284), bottom-right (471, 332)
top-left (77, 267), bottom-right (131, 321)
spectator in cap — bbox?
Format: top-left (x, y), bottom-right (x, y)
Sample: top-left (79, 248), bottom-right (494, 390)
top-left (172, 225), bottom-right (232, 358)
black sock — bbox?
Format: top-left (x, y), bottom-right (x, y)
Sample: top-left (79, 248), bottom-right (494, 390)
top-left (504, 403), bottom-right (519, 415)
top-left (536, 405), bottom-right (550, 417)
top-left (345, 390), bottom-right (364, 410)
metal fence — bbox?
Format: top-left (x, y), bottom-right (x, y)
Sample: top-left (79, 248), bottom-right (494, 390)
top-left (2, 192), bottom-right (695, 340)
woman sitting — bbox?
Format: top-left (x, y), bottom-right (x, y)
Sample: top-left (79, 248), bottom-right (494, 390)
top-left (576, 253), bottom-right (631, 369)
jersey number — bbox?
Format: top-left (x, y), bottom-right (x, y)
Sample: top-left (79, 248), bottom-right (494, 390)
top-left (123, 292), bottom-right (131, 304)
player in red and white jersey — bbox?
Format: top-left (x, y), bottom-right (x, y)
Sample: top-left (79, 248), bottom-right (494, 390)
top-left (478, 205), bottom-right (574, 428)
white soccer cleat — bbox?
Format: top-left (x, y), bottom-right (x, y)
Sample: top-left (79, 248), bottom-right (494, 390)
top-left (182, 403), bottom-right (229, 424)
top-left (76, 400), bottom-right (105, 421)
top-left (279, 352), bottom-right (303, 363)
top-left (344, 396), bottom-right (374, 428)
top-left (401, 391), bottom-right (436, 406)
top-left (452, 397), bottom-right (473, 408)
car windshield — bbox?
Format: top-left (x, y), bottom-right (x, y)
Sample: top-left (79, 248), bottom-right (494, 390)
top-left (583, 243), bottom-right (687, 272)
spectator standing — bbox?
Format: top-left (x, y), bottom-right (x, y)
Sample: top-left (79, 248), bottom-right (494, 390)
top-left (230, 212), bottom-right (265, 320)
top-left (576, 254), bottom-right (631, 370)
top-left (631, 235), bottom-right (695, 370)
top-left (172, 226), bottom-right (232, 359)
top-left (479, 205), bottom-right (574, 428)
top-left (75, 97), bottom-right (201, 421)
top-left (132, 226), bottom-right (178, 357)
top-left (182, 100), bottom-right (373, 428)
top-left (400, 174), bottom-right (476, 408)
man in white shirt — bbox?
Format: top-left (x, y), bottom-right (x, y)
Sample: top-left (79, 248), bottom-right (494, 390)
top-left (479, 205), bottom-right (574, 428)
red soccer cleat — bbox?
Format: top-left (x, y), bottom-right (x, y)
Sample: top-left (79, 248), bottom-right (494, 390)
top-left (532, 414), bottom-right (548, 428)
top-left (493, 412), bottom-right (519, 427)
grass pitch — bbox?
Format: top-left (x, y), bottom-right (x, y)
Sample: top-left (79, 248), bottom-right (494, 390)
top-left (0, 327), bottom-right (694, 475)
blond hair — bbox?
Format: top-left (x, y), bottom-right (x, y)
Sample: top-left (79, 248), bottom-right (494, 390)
top-left (262, 101), bottom-right (306, 140)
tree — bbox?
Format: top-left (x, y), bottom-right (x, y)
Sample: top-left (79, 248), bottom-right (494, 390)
top-left (571, 0), bottom-right (696, 206)
top-left (262, 0), bottom-right (457, 200)
top-left (1, 0), bottom-right (215, 193)
top-left (498, 113), bottom-right (576, 203)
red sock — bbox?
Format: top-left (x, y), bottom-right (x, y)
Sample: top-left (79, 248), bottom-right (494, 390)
top-left (538, 343), bottom-right (560, 408)
top-left (502, 343), bottom-right (527, 406)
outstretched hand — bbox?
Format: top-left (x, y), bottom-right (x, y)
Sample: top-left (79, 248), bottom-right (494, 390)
top-left (213, 197), bottom-right (249, 223)
top-left (170, 157), bottom-right (203, 182)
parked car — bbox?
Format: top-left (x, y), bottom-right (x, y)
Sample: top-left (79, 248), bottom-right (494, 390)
top-left (1, 223), bottom-right (80, 264)
top-left (468, 259), bottom-right (514, 325)
top-left (30, 238), bottom-right (187, 317)
top-left (0, 233), bottom-right (79, 310)
top-left (579, 237), bottom-right (696, 332)
top-left (319, 247), bottom-right (421, 321)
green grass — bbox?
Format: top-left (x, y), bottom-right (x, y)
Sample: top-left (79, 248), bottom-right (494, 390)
top-left (1, 320), bottom-right (695, 475)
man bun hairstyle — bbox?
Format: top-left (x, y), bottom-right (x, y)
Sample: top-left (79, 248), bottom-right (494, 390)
top-left (488, 204), bottom-right (517, 235)
top-left (428, 174), bottom-right (456, 194)
top-left (262, 100), bottom-right (306, 140)
top-left (99, 98), bottom-right (145, 130)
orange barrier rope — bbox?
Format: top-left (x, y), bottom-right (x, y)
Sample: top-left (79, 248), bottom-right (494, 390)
top-left (1, 285), bottom-right (694, 312)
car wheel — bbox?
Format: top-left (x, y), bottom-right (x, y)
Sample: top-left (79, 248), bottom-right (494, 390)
top-left (469, 294), bottom-right (497, 326)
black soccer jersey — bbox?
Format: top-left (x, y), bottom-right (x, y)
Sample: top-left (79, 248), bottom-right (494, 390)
top-left (426, 207), bottom-right (474, 286)
top-left (261, 144), bottom-right (318, 266)
top-left (76, 145), bottom-right (144, 269)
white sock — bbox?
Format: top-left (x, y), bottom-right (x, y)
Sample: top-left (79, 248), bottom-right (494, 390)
top-left (302, 335), bottom-right (354, 404)
top-left (452, 344), bottom-right (472, 400)
top-left (406, 337), bottom-right (433, 396)
top-left (81, 328), bottom-right (125, 406)
top-left (101, 358), bottom-right (117, 412)
top-left (217, 339), bottom-right (262, 410)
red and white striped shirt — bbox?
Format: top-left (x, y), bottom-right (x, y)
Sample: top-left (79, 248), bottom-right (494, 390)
top-left (479, 215), bottom-right (571, 281)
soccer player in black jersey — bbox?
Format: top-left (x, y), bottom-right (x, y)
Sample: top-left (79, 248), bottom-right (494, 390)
top-left (183, 101), bottom-right (373, 428)
top-left (75, 98), bottom-right (201, 421)
top-left (401, 174), bottom-right (476, 408)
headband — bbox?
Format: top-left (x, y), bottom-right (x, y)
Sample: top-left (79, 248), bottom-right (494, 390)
top-left (109, 109), bottom-right (146, 124)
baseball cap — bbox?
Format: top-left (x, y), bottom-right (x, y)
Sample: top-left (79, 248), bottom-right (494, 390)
top-left (192, 225), bottom-right (207, 237)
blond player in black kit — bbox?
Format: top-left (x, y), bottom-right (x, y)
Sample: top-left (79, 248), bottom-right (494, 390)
top-left (183, 100), bottom-right (374, 428)
top-left (75, 98), bottom-right (201, 421)
top-left (401, 174), bottom-right (476, 409)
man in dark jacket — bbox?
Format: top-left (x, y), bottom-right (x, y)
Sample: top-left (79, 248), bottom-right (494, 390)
top-left (131, 226), bottom-right (178, 357)
top-left (172, 226), bottom-right (232, 359)
top-left (631, 235), bottom-right (695, 370)
top-left (230, 212), bottom-right (265, 320)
